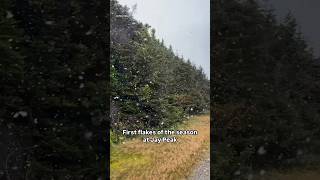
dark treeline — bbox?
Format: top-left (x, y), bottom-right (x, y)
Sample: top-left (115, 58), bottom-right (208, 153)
top-left (110, 0), bottom-right (209, 141)
top-left (0, 0), bottom-right (209, 179)
top-left (213, 0), bottom-right (320, 179)
top-left (1, 0), bottom-right (107, 179)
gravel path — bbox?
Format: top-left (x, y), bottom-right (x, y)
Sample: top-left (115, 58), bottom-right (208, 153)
top-left (188, 154), bottom-right (210, 180)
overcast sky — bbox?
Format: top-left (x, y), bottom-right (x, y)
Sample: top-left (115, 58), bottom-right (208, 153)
top-left (260, 0), bottom-right (320, 58)
top-left (117, 0), bottom-right (210, 78)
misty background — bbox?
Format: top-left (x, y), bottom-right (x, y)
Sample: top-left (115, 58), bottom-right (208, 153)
top-left (260, 0), bottom-right (320, 58)
top-left (117, 0), bottom-right (210, 78)
top-left (114, 0), bottom-right (320, 77)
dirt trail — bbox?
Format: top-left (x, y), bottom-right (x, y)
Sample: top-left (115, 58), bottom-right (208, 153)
top-left (188, 153), bottom-right (210, 180)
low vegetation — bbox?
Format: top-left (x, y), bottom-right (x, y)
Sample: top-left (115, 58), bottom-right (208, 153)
top-left (110, 115), bottom-right (210, 180)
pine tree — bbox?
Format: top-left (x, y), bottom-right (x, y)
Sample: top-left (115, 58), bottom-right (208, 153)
top-left (213, 0), bottom-right (320, 179)
top-left (110, 0), bottom-right (209, 133)
top-left (0, 0), bottom-right (108, 178)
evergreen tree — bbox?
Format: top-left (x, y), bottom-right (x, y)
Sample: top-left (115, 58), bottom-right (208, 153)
top-left (110, 0), bottom-right (209, 135)
top-left (213, 0), bottom-right (320, 179)
top-left (1, 0), bottom-right (108, 178)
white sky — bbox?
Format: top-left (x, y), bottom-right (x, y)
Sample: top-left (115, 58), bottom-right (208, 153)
top-left (117, 0), bottom-right (210, 78)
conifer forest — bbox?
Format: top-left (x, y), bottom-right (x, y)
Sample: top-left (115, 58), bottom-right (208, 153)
top-left (213, 0), bottom-right (320, 179)
top-left (1, 0), bottom-right (320, 179)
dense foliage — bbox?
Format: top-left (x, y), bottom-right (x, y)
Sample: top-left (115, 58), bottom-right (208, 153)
top-left (0, 0), bottom-right (209, 178)
top-left (0, 0), bottom-right (107, 179)
top-left (110, 0), bottom-right (210, 139)
top-left (213, 0), bottom-right (320, 179)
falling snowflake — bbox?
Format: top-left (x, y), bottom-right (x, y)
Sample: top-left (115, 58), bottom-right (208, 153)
top-left (45, 21), bottom-right (54, 25)
top-left (85, 29), bottom-right (93, 35)
top-left (258, 146), bottom-right (266, 155)
top-left (13, 111), bottom-right (28, 118)
top-left (234, 170), bottom-right (241, 176)
top-left (6, 11), bottom-right (13, 19)
top-left (84, 131), bottom-right (93, 140)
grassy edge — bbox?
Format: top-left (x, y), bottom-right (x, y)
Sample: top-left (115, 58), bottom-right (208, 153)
top-left (110, 114), bottom-right (210, 179)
